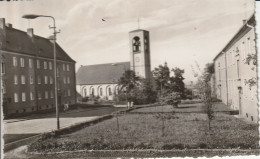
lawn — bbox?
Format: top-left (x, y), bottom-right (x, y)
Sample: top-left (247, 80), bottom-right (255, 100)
top-left (28, 108), bottom-right (259, 152)
top-left (133, 102), bottom-right (232, 113)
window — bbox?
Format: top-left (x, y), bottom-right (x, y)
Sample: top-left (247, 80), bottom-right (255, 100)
top-left (50, 90), bottom-right (54, 98)
top-left (13, 57), bottom-right (17, 66)
top-left (63, 77), bottom-right (66, 84)
top-left (37, 60), bottom-right (40, 69)
top-left (237, 60), bottom-right (240, 79)
top-left (14, 93), bottom-right (19, 103)
top-left (1, 63), bottom-right (5, 74)
top-left (44, 61), bottom-right (47, 69)
top-left (99, 88), bottom-right (102, 96)
top-left (84, 88), bottom-right (87, 97)
top-left (2, 81), bottom-right (6, 94)
top-left (14, 75), bottom-right (18, 84)
top-left (30, 92), bottom-right (34, 100)
top-left (49, 62), bottom-right (52, 70)
top-left (67, 64), bottom-right (70, 71)
top-left (20, 58), bottom-right (25, 67)
top-left (38, 92), bottom-right (42, 100)
top-left (68, 89), bottom-right (71, 96)
top-left (57, 67), bottom-right (60, 77)
top-left (50, 76), bottom-right (53, 84)
top-left (108, 88), bottom-right (112, 96)
top-left (91, 88), bottom-right (94, 96)
top-left (37, 76), bottom-right (41, 84)
top-left (67, 77), bottom-right (70, 84)
top-left (29, 59), bottom-right (33, 68)
top-left (21, 75), bottom-right (26, 84)
top-left (44, 76), bottom-right (48, 84)
top-left (45, 91), bottom-right (48, 99)
top-left (116, 87), bottom-right (119, 95)
top-left (30, 76), bottom-right (33, 84)
top-left (57, 82), bottom-right (60, 90)
top-left (22, 92), bottom-right (26, 102)
top-left (63, 64), bottom-right (66, 71)
top-left (133, 36), bottom-right (141, 52)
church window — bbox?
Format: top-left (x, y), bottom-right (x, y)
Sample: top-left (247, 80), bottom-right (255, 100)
top-left (108, 87), bottom-right (112, 96)
top-left (99, 88), bottom-right (103, 96)
top-left (115, 86), bottom-right (119, 95)
top-left (133, 36), bottom-right (141, 52)
top-left (91, 88), bottom-right (94, 96)
top-left (83, 88), bottom-right (87, 97)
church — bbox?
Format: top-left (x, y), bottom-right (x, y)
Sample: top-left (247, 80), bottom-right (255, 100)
top-left (76, 29), bottom-right (151, 100)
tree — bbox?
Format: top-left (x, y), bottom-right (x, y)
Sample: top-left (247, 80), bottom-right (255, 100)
top-left (196, 63), bottom-right (215, 130)
top-left (244, 53), bottom-right (257, 88)
top-left (152, 62), bottom-right (170, 93)
top-left (169, 67), bottom-right (185, 98)
top-left (118, 70), bottom-right (139, 93)
top-left (117, 70), bottom-right (157, 104)
top-left (152, 63), bottom-right (186, 99)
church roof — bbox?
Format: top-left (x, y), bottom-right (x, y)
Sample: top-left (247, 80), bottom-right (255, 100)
top-left (0, 20), bottom-right (75, 63)
top-left (76, 62), bottom-right (130, 85)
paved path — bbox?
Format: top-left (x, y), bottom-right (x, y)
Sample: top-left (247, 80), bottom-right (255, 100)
top-left (4, 116), bottom-right (99, 134)
top-left (3, 106), bottom-right (124, 144)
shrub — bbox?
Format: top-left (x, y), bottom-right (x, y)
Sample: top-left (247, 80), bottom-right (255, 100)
top-left (82, 97), bottom-right (89, 102)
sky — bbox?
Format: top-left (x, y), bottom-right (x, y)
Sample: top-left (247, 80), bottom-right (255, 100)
top-left (0, 0), bottom-right (255, 84)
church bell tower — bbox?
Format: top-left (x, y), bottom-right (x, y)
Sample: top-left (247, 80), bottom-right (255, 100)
top-left (129, 29), bottom-right (151, 79)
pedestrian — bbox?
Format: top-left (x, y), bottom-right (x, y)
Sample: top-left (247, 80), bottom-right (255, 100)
top-left (64, 104), bottom-right (69, 111)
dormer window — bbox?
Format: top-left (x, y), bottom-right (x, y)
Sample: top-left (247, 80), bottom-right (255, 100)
top-left (133, 36), bottom-right (141, 52)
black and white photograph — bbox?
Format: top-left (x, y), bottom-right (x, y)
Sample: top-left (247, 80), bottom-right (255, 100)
top-left (0, 0), bottom-right (259, 158)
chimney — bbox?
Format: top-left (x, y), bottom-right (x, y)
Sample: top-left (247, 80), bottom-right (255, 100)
top-left (0, 18), bottom-right (5, 29)
top-left (6, 23), bottom-right (12, 28)
top-left (27, 28), bottom-right (34, 37)
top-left (243, 20), bottom-right (247, 25)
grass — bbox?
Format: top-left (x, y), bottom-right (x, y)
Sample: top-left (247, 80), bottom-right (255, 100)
top-left (28, 109), bottom-right (259, 152)
top-left (133, 102), bottom-right (232, 113)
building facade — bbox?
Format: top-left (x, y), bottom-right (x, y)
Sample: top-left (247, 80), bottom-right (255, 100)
top-left (0, 18), bottom-right (76, 118)
top-left (77, 29), bottom-right (151, 100)
top-left (213, 15), bottom-right (257, 123)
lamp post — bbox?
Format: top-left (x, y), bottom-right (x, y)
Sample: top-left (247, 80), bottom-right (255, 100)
top-left (22, 14), bottom-right (60, 129)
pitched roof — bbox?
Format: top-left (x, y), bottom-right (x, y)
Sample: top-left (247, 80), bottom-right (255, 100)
top-left (0, 22), bottom-right (75, 63)
top-left (213, 14), bottom-right (255, 61)
top-left (76, 62), bottom-right (130, 85)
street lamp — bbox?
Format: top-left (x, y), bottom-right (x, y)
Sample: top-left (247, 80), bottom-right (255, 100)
top-left (22, 14), bottom-right (60, 129)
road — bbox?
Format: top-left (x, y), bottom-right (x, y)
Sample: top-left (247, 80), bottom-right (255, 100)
top-left (3, 106), bottom-right (124, 144)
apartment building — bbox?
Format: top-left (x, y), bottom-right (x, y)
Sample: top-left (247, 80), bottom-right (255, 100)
top-left (213, 15), bottom-right (257, 123)
top-left (0, 18), bottom-right (76, 118)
